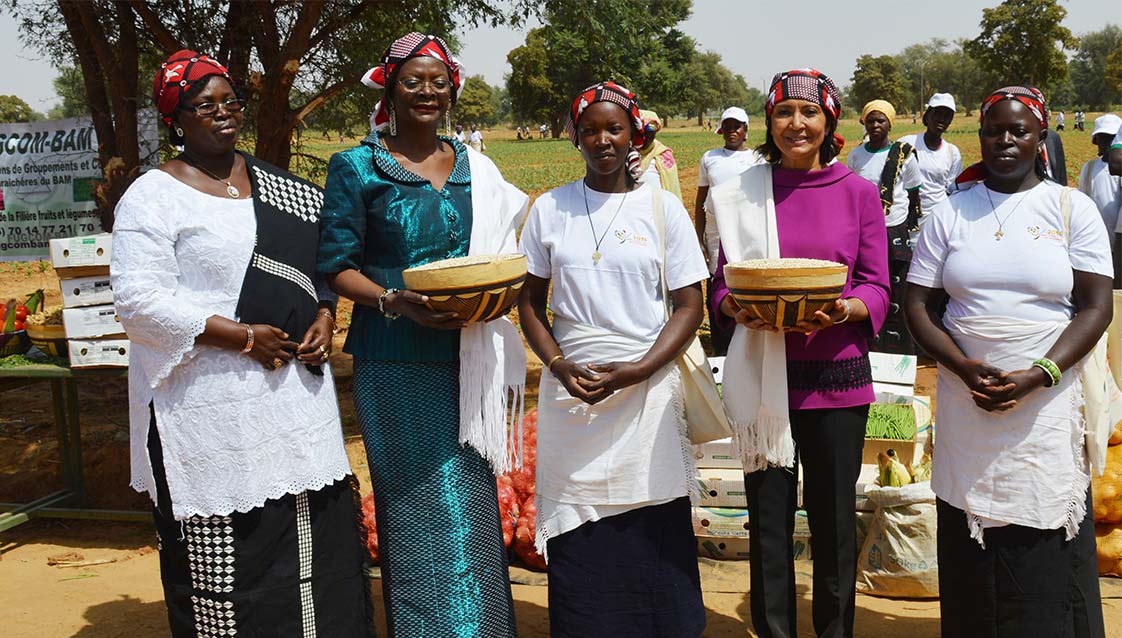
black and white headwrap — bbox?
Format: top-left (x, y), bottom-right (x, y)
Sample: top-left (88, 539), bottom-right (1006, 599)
top-left (237, 154), bottom-right (328, 374)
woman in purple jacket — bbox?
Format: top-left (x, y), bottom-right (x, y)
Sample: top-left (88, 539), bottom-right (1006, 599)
top-left (707, 68), bottom-right (889, 638)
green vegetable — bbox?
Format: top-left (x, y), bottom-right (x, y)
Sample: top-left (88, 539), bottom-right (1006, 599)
top-left (865, 404), bottom-right (917, 440)
top-left (2, 299), bottom-right (15, 334)
top-left (878, 450), bottom-right (912, 487)
top-left (24, 289), bottom-right (43, 315)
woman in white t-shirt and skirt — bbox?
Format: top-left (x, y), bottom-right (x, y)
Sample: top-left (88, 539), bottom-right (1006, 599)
top-left (518, 81), bottom-right (710, 638)
top-left (905, 86), bottom-right (1110, 638)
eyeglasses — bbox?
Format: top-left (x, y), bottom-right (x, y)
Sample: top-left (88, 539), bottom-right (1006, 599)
top-left (182, 98), bottom-right (247, 117)
top-left (396, 78), bottom-right (451, 93)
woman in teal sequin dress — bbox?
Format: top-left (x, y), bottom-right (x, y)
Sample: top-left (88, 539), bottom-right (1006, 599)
top-left (318, 34), bottom-right (523, 637)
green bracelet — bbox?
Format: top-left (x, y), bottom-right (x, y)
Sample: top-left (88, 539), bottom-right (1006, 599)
top-left (1032, 357), bottom-right (1061, 387)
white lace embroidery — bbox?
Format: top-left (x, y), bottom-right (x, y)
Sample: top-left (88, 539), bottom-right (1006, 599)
top-left (112, 170), bottom-right (352, 520)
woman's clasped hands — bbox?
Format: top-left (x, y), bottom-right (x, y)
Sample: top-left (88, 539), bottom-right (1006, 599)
top-left (952, 358), bottom-right (1049, 412)
top-left (552, 358), bottom-right (650, 405)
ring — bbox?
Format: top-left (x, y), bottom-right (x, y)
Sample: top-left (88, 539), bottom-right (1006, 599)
top-left (319, 345), bottom-right (327, 355)
top-left (272, 358), bottom-right (283, 369)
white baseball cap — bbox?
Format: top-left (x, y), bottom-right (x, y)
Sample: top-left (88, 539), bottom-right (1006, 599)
top-left (1092, 114), bottom-right (1122, 138)
top-left (926, 93), bottom-right (956, 112)
top-left (719, 107), bottom-right (749, 128)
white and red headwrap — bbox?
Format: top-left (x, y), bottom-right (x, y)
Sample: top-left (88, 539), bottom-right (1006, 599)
top-left (979, 85), bottom-right (1048, 129)
top-left (765, 68), bottom-right (845, 149)
top-left (152, 50), bottom-right (233, 128)
top-left (564, 81), bottom-right (647, 149)
top-left (362, 32), bottom-right (463, 131)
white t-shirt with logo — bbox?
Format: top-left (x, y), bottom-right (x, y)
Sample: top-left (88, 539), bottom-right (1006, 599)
top-left (1078, 158), bottom-right (1122, 234)
top-left (697, 147), bottom-right (765, 272)
top-left (846, 143), bottom-right (923, 227)
top-left (898, 134), bottom-right (963, 221)
top-left (520, 180), bottom-right (709, 343)
top-left (908, 180), bottom-right (1112, 325)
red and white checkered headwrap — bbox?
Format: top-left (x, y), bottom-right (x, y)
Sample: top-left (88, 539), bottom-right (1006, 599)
top-left (564, 81), bottom-right (647, 149)
top-left (765, 68), bottom-right (844, 149)
top-left (979, 86), bottom-right (1048, 129)
top-left (361, 32), bottom-right (463, 131)
top-left (152, 50), bottom-right (233, 128)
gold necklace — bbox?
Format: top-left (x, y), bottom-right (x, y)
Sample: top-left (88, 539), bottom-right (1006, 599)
top-left (182, 154), bottom-right (241, 198)
top-left (984, 186), bottom-right (1029, 241)
top-left (582, 181), bottom-right (629, 265)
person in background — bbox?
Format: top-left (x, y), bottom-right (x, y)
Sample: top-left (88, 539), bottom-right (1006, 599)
top-left (453, 123), bottom-right (465, 144)
top-left (113, 50), bottom-right (371, 637)
top-left (1057, 109), bottom-right (1066, 131)
top-left (694, 106), bottom-right (764, 355)
top-left (709, 68), bottom-right (889, 638)
top-left (1077, 114), bottom-right (1122, 241)
top-left (468, 123), bottom-right (485, 153)
top-left (636, 109), bottom-right (683, 202)
top-left (540, 122), bottom-right (548, 139)
top-left (518, 80), bottom-right (708, 638)
top-left (319, 33), bottom-right (527, 636)
top-left (905, 85), bottom-right (1109, 638)
top-left (898, 93), bottom-right (962, 224)
top-left (1075, 110), bottom-right (1085, 132)
top-left (846, 100), bottom-right (922, 354)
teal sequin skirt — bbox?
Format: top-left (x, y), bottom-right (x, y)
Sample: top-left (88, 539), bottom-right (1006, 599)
top-left (353, 359), bottom-right (517, 638)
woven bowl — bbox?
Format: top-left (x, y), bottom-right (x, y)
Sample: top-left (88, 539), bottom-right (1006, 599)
top-left (402, 254), bottom-right (528, 323)
top-left (0, 330), bottom-right (32, 357)
top-left (724, 258), bottom-right (848, 328)
top-left (26, 323), bottom-right (68, 357)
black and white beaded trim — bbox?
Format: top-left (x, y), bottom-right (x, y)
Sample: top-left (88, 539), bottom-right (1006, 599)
top-left (250, 166), bottom-right (322, 223)
top-left (296, 491), bottom-right (317, 637)
top-left (251, 253), bottom-right (317, 302)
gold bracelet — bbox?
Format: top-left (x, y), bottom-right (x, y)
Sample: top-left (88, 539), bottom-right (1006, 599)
top-left (316, 308), bottom-right (336, 331)
top-left (241, 323), bottom-right (254, 353)
top-left (546, 354), bottom-right (564, 372)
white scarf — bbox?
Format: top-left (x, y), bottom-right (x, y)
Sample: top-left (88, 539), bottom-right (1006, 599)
top-left (706, 163), bottom-right (795, 471)
top-left (460, 148), bottom-right (529, 474)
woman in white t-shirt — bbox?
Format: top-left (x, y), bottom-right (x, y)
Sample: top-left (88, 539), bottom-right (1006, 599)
top-left (518, 81), bottom-right (709, 638)
top-left (693, 106), bottom-right (763, 355)
top-left (847, 99), bottom-right (922, 354)
top-left (905, 86), bottom-right (1110, 638)
top-left (898, 93), bottom-right (962, 220)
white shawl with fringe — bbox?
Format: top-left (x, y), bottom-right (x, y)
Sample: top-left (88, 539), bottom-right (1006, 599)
top-left (461, 148), bottom-right (529, 474)
top-left (705, 163), bottom-right (795, 471)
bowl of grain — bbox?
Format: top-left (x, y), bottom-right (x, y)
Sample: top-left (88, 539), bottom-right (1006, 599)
top-left (724, 258), bottom-right (848, 328)
top-left (402, 254), bottom-right (527, 323)
top-left (26, 309), bottom-right (68, 357)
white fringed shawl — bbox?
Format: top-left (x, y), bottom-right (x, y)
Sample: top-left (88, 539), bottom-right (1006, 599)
top-left (705, 163), bottom-right (795, 471)
top-left (460, 148), bottom-right (530, 474)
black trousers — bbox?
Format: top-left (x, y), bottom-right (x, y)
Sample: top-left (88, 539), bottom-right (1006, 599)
top-left (705, 277), bottom-right (732, 356)
top-left (937, 492), bottom-right (1105, 638)
top-left (744, 405), bottom-right (867, 638)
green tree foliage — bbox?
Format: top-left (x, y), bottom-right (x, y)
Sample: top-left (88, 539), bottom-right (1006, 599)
top-left (681, 51), bottom-right (750, 126)
top-left (0, 95), bottom-right (36, 123)
top-left (453, 75), bottom-right (495, 127)
top-left (895, 38), bottom-right (985, 115)
top-left (963, 0), bottom-right (1078, 92)
top-left (1069, 25), bottom-right (1122, 109)
top-left (1106, 47), bottom-right (1122, 102)
top-left (507, 0), bottom-right (697, 136)
top-left (849, 55), bottom-right (909, 115)
top-left (47, 66), bottom-right (86, 119)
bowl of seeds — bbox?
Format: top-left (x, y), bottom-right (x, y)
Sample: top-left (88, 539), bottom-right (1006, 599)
top-left (723, 258), bottom-right (848, 328)
top-left (402, 254), bottom-right (527, 323)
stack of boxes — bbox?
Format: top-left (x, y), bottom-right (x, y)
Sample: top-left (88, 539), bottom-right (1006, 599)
top-left (48, 234), bottom-right (129, 368)
top-left (691, 357), bottom-right (812, 561)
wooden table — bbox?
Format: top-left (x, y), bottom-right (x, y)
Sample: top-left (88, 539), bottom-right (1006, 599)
top-left (0, 363), bottom-right (148, 531)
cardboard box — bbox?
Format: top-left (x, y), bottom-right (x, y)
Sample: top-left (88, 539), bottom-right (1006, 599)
top-left (868, 352), bottom-right (917, 386)
top-left (697, 534), bottom-right (749, 560)
top-left (50, 234), bottom-right (112, 277)
top-left (68, 338), bottom-right (128, 368)
top-left (62, 304), bottom-right (125, 339)
top-left (707, 356), bottom-right (725, 384)
top-left (692, 437), bottom-right (742, 470)
top-left (696, 468), bottom-right (748, 508)
top-left (693, 507), bottom-right (749, 538)
top-left (60, 275), bottom-right (113, 308)
top-left (861, 436), bottom-right (917, 468)
top-left (873, 381), bottom-right (914, 405)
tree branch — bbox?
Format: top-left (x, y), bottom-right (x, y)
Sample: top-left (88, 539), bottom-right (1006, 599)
top-left (304, 0), bottom-right (375, 52)
top-left (126, 0), bottom-right (181, 52)
top-left (290, 76), bottom-right (356, 125)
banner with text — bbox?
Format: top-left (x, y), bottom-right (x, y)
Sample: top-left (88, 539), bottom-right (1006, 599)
top-left (0, 111), bottom-right (158, 261)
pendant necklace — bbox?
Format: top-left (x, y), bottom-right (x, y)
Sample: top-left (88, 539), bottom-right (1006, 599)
top-left (984, 185), bottom-right (1029, 241)
top-left (582, 181), bottom-right (629, 265)
top-left (183, 153), bottom-right (242, 198)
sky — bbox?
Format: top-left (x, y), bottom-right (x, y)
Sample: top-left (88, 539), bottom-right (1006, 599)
top-left (0, 0), bottom-right (1117, 111)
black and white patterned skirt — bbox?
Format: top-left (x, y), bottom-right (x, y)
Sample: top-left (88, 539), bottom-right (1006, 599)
top-left (148, 414), bottom-right (375, 637)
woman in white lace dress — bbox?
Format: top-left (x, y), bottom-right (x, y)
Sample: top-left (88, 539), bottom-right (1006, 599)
top-left (110, 50), bottom-right (373, 637)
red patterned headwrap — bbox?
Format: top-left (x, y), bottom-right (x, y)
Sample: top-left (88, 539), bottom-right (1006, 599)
top-left (361, 32), bottom-right (463, 131)
top-left (979, 85), bottom-right (1048, 129)
top-left (764, 68), bottom-right (844, 149)
top-left (564, 81), bottom-right (647, 149)
top-left (152, 50), bottom-right (233, 128)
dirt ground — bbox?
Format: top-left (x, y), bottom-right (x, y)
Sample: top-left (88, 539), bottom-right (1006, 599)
top-left (1, 267), bottom-right (1120, 636)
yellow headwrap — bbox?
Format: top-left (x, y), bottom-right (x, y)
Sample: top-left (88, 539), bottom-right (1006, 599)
top-left (639, 109), bottom-right (662, 132)
top-left (860, 100), bottom-right (896, 127)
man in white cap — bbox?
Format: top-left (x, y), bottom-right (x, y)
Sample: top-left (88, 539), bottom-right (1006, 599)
top-left (694, 106), bottom-right (763, 354)
top-left (1077, 113), bottom-right (1122, 235)
top-left (897, 93), bottom-right (962, 220)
